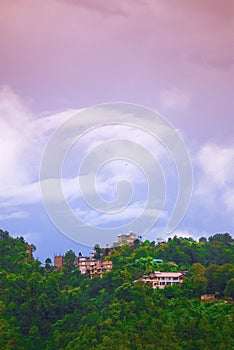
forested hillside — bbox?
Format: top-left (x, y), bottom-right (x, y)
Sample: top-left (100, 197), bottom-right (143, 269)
top-left (0, 229), bottom-right (233, 349)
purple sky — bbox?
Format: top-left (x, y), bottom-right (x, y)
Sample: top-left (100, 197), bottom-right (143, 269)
top-left (0, 0), bottom-right (233, 261)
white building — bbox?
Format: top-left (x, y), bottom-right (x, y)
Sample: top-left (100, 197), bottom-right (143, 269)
top-left (142, 271), bottom-right (185, 289)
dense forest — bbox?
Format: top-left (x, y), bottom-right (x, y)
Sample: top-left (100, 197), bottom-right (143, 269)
top-left (0, 229), bottom-right (233, 349)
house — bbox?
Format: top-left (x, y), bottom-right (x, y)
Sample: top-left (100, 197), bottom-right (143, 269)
top-left (141, 271), bottom-right (185, 289)
top-left (200, 294), bottom-right (215, 301)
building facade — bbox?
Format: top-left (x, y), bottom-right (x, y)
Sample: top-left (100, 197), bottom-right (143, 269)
top-left (142, 271), bottom-right (185, 289)
top-left (54, 255), bottom-right (112, 277)
top-left (113, 231), bottom-right (139, 247)
top-left (77, 256), bottom-right (112, 278)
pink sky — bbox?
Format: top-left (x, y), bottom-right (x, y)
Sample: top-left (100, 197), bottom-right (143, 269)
top-left (0, 0), bottom-right (233, 140)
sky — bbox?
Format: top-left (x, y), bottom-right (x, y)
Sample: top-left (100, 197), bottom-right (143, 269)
top-left (0, 0), bottom-right (233, 262)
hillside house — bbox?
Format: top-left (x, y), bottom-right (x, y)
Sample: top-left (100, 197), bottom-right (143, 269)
top-left (200, 294), bottom-right (216, 301)
top-left (141, 271), bottom-right (185, 289)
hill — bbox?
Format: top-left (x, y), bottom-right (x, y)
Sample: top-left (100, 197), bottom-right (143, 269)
top-left (0, 229), bottom-right (233, 349)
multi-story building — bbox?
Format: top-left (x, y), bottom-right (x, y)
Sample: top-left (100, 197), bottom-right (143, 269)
top-left (77, 257), bottom-right (112, 278)
top-left (113, 231), bottom-right (140, 247)
top-left (54, 255), bottom-right (112, 277)
top-left (141, 271), bottom-right (185, 289)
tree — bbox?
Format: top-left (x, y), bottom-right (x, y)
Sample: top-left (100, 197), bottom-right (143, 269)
top-left (30, 244), bottom-right (36, 252)
top-left (63, 250), bottom-right (76, 272)
top-left (208, 233), bottom-right (233, 245)
top-left (133, 239), bottom-right (141, 249)
top-left (216, 264), bottom-right (234, 295)
top-left (192, 275), bottom-right (208, 296)
top-left (205, 264), bottom-right (219, 294)
top-left (224, 278), bottom-right (234, 300)
top-left (93, 244), bottom-right (101, 260)
top-left (45, 258), bottom-right (52, 271)
top-left (0, 230), bottom-right (10, 240)
top-left (191, 262), bottom-right (206, 276)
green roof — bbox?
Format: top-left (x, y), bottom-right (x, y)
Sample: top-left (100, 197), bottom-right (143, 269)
top-left (153, 259), bottom-right (164, 263)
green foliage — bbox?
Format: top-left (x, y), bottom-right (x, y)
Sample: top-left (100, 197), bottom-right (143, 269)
top-left (224, 278), bottom-right (234, 300)
top-left (45, 258), bottom-right (52, 271)
top-left (0, 229), bottom-right (233, 349)
top-left (93, 243), bottom-right (102, 259)
top-left (63, 250), bottom-right (76, 272)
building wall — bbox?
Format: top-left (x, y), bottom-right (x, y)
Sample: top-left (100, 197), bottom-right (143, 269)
top-left (54, 255), bottom-right (64, 272)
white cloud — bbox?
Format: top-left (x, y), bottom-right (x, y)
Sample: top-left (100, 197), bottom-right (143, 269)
top-left (0, 211), bottom-right (29, 221)
top-left (75, 200), bottom-right (166, 226)
top-left (0, 86), bottom-right (76, 209)
top-left (197, 143), bottom-right (234, 186)
top-left (0, 86), bottom-right (33, 186)
top-left (195, 142), bottom-right (234, 214)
